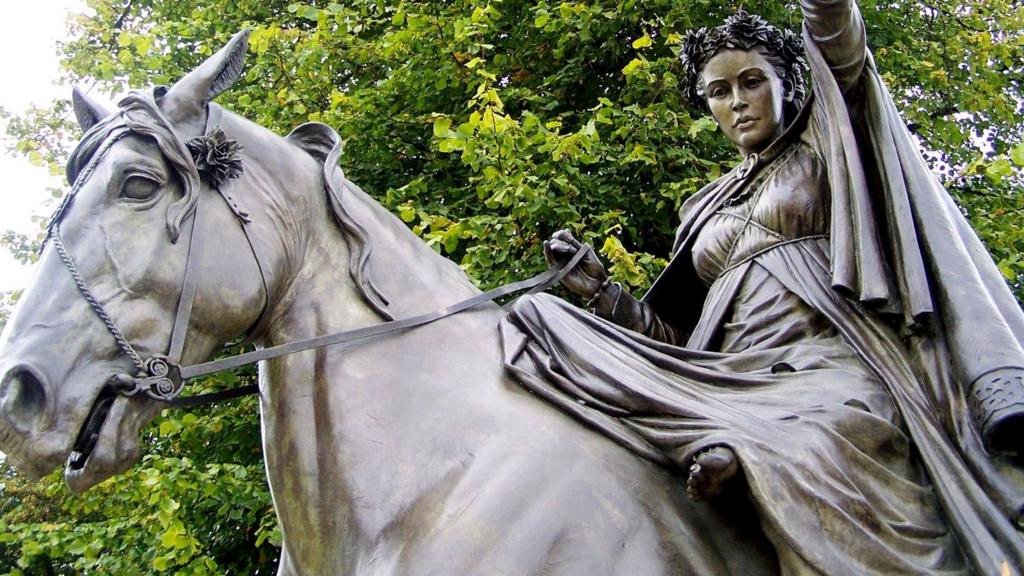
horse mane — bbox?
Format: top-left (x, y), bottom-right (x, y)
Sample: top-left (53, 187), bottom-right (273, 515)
top-left (287, 123), bottom-right (394, 321)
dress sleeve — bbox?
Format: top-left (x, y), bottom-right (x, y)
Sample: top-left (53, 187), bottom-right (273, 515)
top-left (801, 0), bottom-right (867, 94)
top-left (593, 283), bottom-right (683, 345)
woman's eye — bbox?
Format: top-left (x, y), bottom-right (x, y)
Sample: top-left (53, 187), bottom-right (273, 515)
top-left (746, 77), bottom-right (764, 88)
top-left (121, 175), bottom-right (161, 200)
top-left (710, 88), bottom-right (727, 98)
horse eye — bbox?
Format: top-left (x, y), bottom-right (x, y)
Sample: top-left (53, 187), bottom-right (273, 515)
top-left (121, 175), bottom-right (161, 201)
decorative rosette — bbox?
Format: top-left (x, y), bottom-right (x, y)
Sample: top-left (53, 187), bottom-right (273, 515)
top-left (186, 128), bottom-right (244, 188)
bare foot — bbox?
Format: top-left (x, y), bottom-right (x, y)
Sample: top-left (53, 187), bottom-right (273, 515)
top-left (686, 446), bottom-right (739, 501)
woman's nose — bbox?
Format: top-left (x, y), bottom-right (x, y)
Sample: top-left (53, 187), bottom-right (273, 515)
top-left (731, 94), bottom-right (748, 111)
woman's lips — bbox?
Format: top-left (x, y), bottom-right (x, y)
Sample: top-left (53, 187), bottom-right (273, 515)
top-left (734, 117), bottom-right (758, 130)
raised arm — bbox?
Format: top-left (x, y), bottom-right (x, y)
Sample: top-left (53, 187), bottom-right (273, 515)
top-left (801, 0), bottom-right (868, 93)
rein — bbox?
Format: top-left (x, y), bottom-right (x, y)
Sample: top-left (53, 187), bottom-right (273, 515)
top-left (53, 101), bottom-right (591, 410)
top-left (166, 246), bottom-right (589, 408)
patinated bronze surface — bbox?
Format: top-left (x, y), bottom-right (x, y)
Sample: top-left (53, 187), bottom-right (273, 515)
top-left (0, 0), bottom-right (1022, 574)
top-left (0, 29), bottom-right (777, 576)
top-left (506, 1), bottom-right (1024, 574)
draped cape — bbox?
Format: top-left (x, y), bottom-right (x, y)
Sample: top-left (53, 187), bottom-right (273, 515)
top-left (641, 27), bottom-right (1024, 571)
top-left (503, 25), bottom-right (1024, 574)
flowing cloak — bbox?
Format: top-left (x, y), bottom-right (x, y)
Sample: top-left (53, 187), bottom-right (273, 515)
top-left (500, 13), bottom-right (1024, 576)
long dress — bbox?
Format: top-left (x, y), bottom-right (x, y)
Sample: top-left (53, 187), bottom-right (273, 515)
top-left (500, 1), bottom-right (1024, 574)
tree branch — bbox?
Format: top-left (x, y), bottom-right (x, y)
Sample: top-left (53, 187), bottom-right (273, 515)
top-left (113, 0), bottom-right (134, 30)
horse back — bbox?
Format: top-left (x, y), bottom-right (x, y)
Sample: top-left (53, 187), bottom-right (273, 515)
top-left (266, 307), bottom-right (776, 576)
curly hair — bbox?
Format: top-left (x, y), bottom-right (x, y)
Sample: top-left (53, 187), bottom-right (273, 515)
top-left (680, 10), bottom-right (807, 113)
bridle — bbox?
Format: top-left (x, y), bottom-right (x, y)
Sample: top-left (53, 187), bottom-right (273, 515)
top-left (51, 102), bottom-right (589, 409)
top-left (49, 103), bottom-right (268, 405)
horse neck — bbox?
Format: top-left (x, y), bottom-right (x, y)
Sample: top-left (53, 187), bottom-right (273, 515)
top-left (264, 172), bottom-right (485, 343)
top-left (247, 134), bottom-right (515, 557)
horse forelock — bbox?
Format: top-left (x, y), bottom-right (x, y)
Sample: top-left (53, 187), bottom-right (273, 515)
top-left (50, 120), bottom-right (129, 242)
top-left (66, 112), bottom-right (124, 186)
top-left (119, 91), bottom-right (203, 243)
top-left (59, 89), bottom-right (202, 244)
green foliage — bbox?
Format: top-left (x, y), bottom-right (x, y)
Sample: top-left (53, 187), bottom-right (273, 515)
top-left (1, 0), bottom-right (1023, 573)
top-left (0, 376), bottom-right (278, 575)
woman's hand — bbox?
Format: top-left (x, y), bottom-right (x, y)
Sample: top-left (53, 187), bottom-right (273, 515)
top-left (543, 230), bottom-right (607, 299)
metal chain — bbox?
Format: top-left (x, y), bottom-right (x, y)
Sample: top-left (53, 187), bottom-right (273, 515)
top-left (51, 225), bottom-right (148, 373)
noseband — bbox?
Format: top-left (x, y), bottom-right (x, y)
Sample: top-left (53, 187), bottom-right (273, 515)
top-left (52, 102), bottom-right (590, 409)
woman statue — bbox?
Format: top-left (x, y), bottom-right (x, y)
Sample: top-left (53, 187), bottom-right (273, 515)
top-left (500, 1), bottom-right (1024, 573)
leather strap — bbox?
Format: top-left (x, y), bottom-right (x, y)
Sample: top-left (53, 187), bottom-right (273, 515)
top-left (167, 246), bottom-right (590, 408)
top-left (168, 383), bottom-right (259, 408)
top-left (166, 193), bottom-right (204, 365)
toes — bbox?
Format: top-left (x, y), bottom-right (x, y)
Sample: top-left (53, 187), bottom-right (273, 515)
top-left (686, 462), bottom-right (708, 501)
top-left (686, 448), bottom-right (739, 502)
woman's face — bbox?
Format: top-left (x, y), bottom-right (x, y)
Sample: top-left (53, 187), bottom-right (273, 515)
top-left (701, 48), bottom-right (786, 156)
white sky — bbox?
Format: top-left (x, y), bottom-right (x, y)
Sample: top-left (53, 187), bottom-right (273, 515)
top-left (0, 0), bottom-right (88, 291)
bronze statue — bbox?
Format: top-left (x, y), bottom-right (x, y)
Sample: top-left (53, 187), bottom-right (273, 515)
top-left (0, 0), bottom-right (1021, 573)
top-left (0, 28), bottom-right (780, 576)
top-left (504, 1), bottom-right (1024, 573)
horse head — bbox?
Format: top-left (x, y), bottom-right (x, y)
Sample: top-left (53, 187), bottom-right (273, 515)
top-left (0, 31), bottom-right (276, 492)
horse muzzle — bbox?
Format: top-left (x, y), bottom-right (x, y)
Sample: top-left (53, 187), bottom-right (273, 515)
top-left (0, 363), bottom-right (66, 477)
top-left (0, 358), bottom-right (156, 491)
top-left (0, 364), bottom-right (50, 436)
top-left (63, 389), bottom-right (149, 493)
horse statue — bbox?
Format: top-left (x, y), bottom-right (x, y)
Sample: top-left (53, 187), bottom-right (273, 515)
top-left (0, 31), bottom-right (777, 574)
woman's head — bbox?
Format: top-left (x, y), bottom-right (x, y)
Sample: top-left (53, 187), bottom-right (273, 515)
top-left (681, 10), bottom-right (807, 154)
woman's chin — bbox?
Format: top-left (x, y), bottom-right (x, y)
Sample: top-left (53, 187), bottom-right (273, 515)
top-left (734, 132), bottom-right (773, 156)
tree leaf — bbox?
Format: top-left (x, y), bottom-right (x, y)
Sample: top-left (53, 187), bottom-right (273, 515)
top-left (1010, 144), bottom-right (1024, 167)
top-left (622, 58), bottom-right (645, 76)
top-left (432, 116), bottom-right (451, 138)
top-left (632, 34), bottom-right (653, 49)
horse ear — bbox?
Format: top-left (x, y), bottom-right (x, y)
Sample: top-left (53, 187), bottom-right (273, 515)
top-left (287, 123), bottom-right (342, 164)
top-left (71, 86), bottom-right (114, 133)
top-left (162, 29), bottom-right (249, 134)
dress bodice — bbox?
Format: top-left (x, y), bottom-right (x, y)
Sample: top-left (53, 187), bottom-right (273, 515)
top-left (691, 142), bottom-right (830, 286)
top-left (688, 140), bottom-right (838, 353)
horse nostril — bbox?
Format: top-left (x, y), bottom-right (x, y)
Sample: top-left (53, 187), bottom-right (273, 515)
top-left (1, 366), bottom-right (49, 433)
